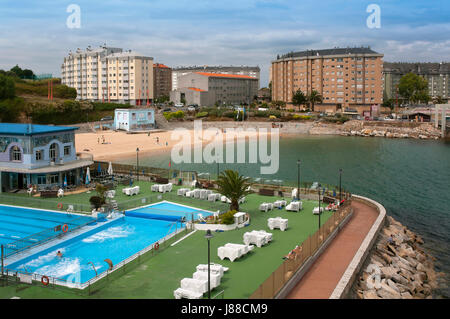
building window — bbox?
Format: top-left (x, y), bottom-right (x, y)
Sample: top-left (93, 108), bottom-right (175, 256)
top-left (36, 150), bottom-right (43, 161)
top-left (37, 175), bottom-right (46, 184)
top-left (48, 174), bottom-right (59, 184)
top-left (64, 146), bottom-right (71, 156)
top-left (10, 145), bottom-right (22, 161)
top-left (49, 143), bottom-right (58, 162)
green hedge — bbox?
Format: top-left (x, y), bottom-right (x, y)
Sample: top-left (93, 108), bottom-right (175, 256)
top-left (163, 110), bottom-right (185, 121)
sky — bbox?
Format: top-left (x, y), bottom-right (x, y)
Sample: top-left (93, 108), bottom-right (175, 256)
top-left (0, 0), bottom-right (448, 87)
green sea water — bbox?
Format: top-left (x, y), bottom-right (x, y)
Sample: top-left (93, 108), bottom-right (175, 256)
top-left (117, 135), bottom-right (450, 297)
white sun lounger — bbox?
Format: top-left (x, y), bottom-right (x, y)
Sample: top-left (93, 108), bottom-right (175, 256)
top-left (313, 207), bottom-right (324, 215)
top-left (250, 230), bottom-right (273, 243)
top-left (291, 188), bottom-right (298, 199)
top-left (174, 288), bottom-right (203, 299)
top-left (177, 188), bottom-right (190, 196)
top-left (208, 193), bottom-right (221, 202)
top-left (218, 243), bottom-right (254, 262)
top-left (193, 189), bottom-right (201, 199)
top-left (243, 232), bottom-right (267, 247)
top-left (273, 200), bottom-right (287, 208)
top-left (268, 217), bottom-right (289, 231)
top-left (185, 190), bottom-right (195, 198)
top-left (199, 189), bottom-right (208, 200)
top-left (259, 203), bottom-right (273, 212)
top-left (151, 184), bottom-right (160, 192)
top-left (196, 263), bottom-right (229, 278)
top-left (57, 189), bottom-right (64, 198)
top-left (193, 271), bottom-right (221, 289)
top-left (180, 277), bottom-right (208, 294)
top-left (225, 243), bottom-right (254, 255)
top-left (286, 201), bottom-right (302, 212)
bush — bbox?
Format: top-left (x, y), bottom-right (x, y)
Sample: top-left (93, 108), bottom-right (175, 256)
top-left (163, 110), bottom-right (185, 121)
top-left (293, 114), bottom-right (312, 120)
top-left (221, 210), bottom-right (236, 225)
top-left (89, 196), bottom-right (105, 209)
top-left (0, 97), bottom-right (25, 122)
top-left (196, 111), bottom-right (208, 118)
top-left (255, 110), bottom-right (282, 118)
top-left (0, 74), bottom-right (15, 99)
top-left (92, 102), bottom-right (132, 111)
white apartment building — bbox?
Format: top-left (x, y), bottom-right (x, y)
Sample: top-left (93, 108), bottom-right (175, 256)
top-left (61, 46), bottom-right (154, 105)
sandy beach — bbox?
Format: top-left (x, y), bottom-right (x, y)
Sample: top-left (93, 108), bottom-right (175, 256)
top-left (75, 128), bottom-right (269, 161)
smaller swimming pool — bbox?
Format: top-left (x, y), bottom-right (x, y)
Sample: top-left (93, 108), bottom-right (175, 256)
top-left (126, 201), bottom-right (213, 222)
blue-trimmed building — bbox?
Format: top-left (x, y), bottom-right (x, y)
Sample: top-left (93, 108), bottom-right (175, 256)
top-left (114, 108), bottom-right (155, 132)
top-left (0, 123), bottom-right (93, 192)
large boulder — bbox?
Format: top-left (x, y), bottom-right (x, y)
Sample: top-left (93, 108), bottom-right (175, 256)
top-left (380, 266), bottom-right (397, 279)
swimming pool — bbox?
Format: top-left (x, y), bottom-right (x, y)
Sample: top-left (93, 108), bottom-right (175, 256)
top-left (0, 205), bottom-right (94, 253)
top-left (127, 201), bottom-right (213, 221)
top-left (6, 202), bottom-right (211, 285)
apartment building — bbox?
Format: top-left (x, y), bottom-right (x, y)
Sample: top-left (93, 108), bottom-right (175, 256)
top-left (61, 46), bottom-right (154, 105)
top-left (170, 72), bottom-right (259, 107)
top-left (383, 62), bottom-right (449, 102)
top-left (271, 47), bottom-right (384, 109)
top-left (153, 63), bottom-right (172, 100)
top-left (172, 66), bottom-right (260, 90)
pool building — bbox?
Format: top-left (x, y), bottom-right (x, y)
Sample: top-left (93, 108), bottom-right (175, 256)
top-left (114, 108), bottom-right (155, 132)
top-left (0, 123), bottom-right (93, 192)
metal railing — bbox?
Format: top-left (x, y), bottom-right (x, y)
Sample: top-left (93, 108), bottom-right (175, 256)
top-left (0, 194), bottom-right (92, 214)
top-left (2, 214), bottom-right (96, 258)
top-left (249, 201), bottom-right (353, 299)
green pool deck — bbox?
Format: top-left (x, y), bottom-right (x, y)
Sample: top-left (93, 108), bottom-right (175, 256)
top-left (0, 181), bottom-right (334, 299)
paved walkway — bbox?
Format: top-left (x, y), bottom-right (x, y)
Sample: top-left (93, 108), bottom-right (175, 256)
top-left (286, 200), bottom-right (379, 299)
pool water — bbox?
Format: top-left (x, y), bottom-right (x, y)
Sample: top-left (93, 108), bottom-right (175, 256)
top-left (7, 202), bottom-right (210, 284)
top-left (128, 201), bottom-right (213, 221)
top-left (0, 205), bottom-right (93, 247)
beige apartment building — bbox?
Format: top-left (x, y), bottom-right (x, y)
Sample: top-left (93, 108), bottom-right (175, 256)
top-left (61, 46), bottom-right (154, 105)
top-left (271, 47), bottom-right (384, 110)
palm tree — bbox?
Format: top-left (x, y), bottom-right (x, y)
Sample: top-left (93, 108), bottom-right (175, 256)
top-left (216, 170), bottom-right (252, 211)
top-left (292, 89), bottom-right (307, 112)
top-left (308, 90), bottom-right (323, 112)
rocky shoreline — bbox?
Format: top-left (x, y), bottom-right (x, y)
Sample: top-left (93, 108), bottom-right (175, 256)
top-left (351, 215), bottom-right (444, 299)
top-left (338, 120), bottom-right (442, 140)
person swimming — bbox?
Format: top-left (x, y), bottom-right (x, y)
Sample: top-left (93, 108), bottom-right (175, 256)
top-left (56, 250), bottom-right (63, 258)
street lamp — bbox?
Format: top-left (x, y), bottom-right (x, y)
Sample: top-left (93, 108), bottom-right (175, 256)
top-left (216, 162), bottom-right (219, 180)
top-left (339, 168), bottom-right (343, 203)
top-left (318, 183), bottom-right (322, 230)
top-left (205, 229), bottom-right (214, 299)
top-left (136, 147), bottom-right (140, 181)
top-left (297, 160), bottom-right (301, 200)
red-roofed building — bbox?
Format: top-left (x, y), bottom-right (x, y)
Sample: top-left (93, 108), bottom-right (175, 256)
top-left (153, 63), bottom-right (172, 100)
top-left (170, 72), bottom-right (258, 107)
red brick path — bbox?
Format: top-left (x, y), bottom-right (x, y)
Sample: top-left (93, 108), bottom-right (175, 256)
top-left (286, 200), bottom-right (379, 299)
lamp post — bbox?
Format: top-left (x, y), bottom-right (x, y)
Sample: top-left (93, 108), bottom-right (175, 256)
top-left (216, 162), bottom-right (219, 180)
top-left (318, 183), bottom-right (321, 230)
top-left (339, 168), bottom-right (343, 203)
top-left (205, 229), bottom-right (214, 299)
top-left (297, 160), bottom-right (301, 200)
top-left (136, 147), bottom-right (140, 181)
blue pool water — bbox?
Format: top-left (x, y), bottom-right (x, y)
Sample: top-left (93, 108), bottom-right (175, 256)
top-left (128, 201), bottom-right (212, 221)
top-left (6, 202), bottom-right (210, 284)
top-left (0, 205), bottom-right (93, 247)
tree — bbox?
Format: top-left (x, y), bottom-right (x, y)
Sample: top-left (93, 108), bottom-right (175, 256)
top-left (382, 98), bottom-right (394, 110)
top-left (10, 65), bottom-right (23, 78)
top-left (216, 170), bottom-right (252, 212)
top-left (0, 74), bottom-right (15, 99)
top-left (292, 89), bottom-right (307, 112)
top-left (398, 73), bottom-right (430, 105)
top-left (307, 90), bottom-right (323, 112)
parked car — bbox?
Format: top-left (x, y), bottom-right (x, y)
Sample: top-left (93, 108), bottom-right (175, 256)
top-left (174, 103), bottom-right (184, 108)
top-left (163, 107), bottom-right (172, 112)
top-left (187, 104), bottom-right (199, 111)
top-left (100, 116), bottom-right (113, 121)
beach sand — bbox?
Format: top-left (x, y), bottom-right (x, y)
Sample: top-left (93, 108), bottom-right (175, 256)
top-left (75, 128), bottom-right (269, 162)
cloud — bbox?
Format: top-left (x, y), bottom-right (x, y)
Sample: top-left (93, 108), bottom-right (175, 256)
top-left (0, 0), bottom-right (449, 87)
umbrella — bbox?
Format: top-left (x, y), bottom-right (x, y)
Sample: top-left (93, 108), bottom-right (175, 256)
top-left (107, 162), bottom-right (113, 175)
top-left (85, 167), bottom-right (91, 185)
top-left (97, 163), bottom-right (102, 174)
top-left (63, 175), bottom-right (67, 188)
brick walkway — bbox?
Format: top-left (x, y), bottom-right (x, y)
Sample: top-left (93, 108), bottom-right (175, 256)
top-left (286, 200), bottom-right (379, 299)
